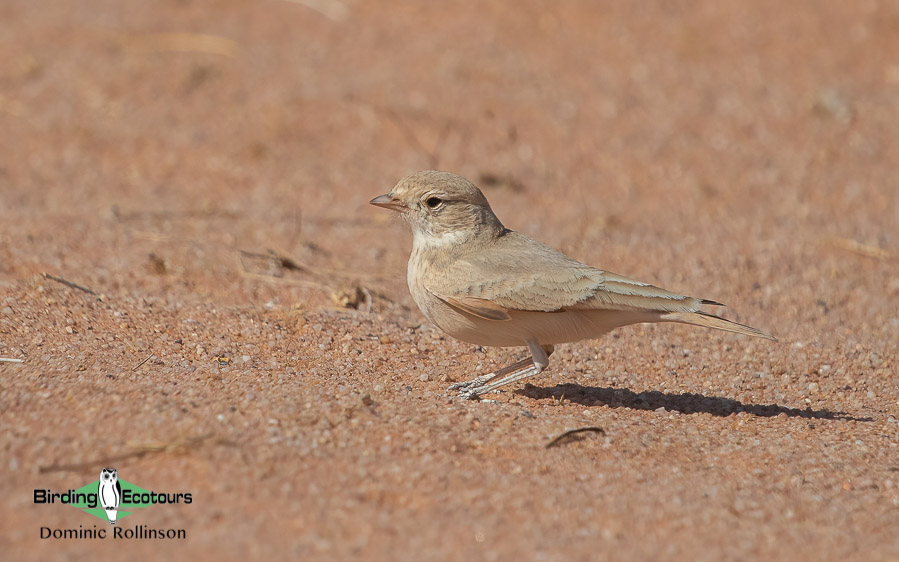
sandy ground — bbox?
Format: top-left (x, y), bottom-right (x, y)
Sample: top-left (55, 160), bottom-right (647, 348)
top-left (1, 0), bottom-right (897, 560)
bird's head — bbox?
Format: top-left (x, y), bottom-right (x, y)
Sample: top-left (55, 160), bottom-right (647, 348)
top-left (370, 170), bottom-right (505, 249)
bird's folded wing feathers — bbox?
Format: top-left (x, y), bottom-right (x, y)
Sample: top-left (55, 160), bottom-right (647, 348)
top-left (564, 271), bottom-right (702, 313)
top-left (425, 234), bottom-right (703, 316)
top-left (437, 294), bottom-right (512, 321)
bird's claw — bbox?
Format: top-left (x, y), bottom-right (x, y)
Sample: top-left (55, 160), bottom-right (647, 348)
top-left (446, 374), bottom-right (493, 393)
top-left (460, 391), bottom-right (501, 403)
top-left (451, 383), bottom-right (503, 401)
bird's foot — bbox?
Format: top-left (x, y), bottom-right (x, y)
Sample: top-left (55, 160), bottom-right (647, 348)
top-left (447, 374), bottom-right (496, 394)
top-left (447, 356), bottom-right (536, 399)
top-left (457, 385), bottom-right (503, 401)
top-left (456, 364), bottom-right (541, 400)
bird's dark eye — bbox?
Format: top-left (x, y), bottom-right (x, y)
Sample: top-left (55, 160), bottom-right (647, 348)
top-left (425, 196), bottom-right (443, 209)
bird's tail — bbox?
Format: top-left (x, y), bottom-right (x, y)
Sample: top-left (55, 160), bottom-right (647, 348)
top-left (660, 311), bottom-right (776, 341)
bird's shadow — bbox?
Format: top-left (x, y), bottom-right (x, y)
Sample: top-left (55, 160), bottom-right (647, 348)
top-left (518, 384), bottom-right (872, 422)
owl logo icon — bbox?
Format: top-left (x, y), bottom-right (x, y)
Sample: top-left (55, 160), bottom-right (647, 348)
top-left (98, 468), bottom-right (122, 525)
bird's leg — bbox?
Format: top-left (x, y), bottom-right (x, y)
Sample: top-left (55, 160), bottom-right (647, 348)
top-left (458, 342), bottom-right (554, 400)
top-left (447, 356), bottom-right (534, 393)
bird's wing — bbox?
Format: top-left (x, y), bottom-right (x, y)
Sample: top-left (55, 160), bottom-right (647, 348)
top-left (563, 270), bottom-right (703, 313)
top-left (425, 232), bottom-right (703, 315)
top-left (438, 294), bottom-right (511, 321)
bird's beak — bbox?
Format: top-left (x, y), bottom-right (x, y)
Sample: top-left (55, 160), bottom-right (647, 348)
top-left (369, 193), bottom-right (407, 212)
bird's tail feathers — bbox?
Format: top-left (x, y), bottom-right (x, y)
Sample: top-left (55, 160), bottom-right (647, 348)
top-left (660, 311), bottom-right (776, 341)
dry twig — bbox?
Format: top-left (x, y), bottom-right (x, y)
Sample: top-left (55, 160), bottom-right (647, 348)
top-left (131, 354), bottom-right (153, 371)
top-left (38, 433), bottom-right (232, 473)
top-left (42, 273), bottom-right (99, 297)
top-left (830, 238), bottom-right (890, 261)
top-left (545, 426), bottom-right (605, 449)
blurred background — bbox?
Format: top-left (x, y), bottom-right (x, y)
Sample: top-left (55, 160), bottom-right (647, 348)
top-left (2, 0), bottom-right (896, 301)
